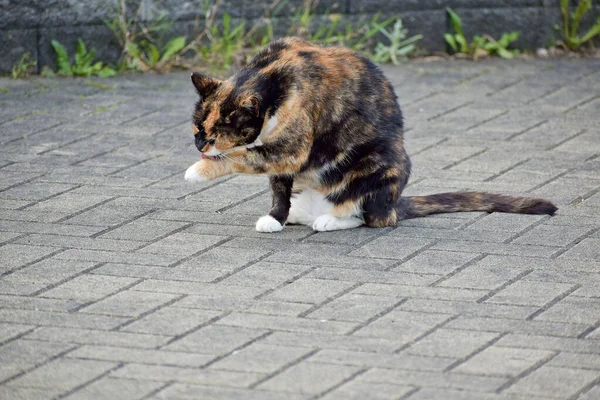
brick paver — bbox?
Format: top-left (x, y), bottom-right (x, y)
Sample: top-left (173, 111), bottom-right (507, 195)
top-left (1, 58), bottom-right (599, 399)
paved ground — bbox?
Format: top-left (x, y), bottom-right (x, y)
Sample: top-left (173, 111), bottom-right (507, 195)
top-left (0, 58), bottom-right (599, 400)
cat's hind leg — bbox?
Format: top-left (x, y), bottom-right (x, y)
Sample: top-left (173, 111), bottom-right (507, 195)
top-left (312, 200), bottom-right (364, 232)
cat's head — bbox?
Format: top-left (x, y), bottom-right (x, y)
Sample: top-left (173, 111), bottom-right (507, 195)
top-left (190, 72), bottom-right (265, 158)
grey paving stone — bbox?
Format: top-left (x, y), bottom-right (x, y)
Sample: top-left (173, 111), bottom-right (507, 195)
top-left (485, 280), bottom-right (576, 307)
top-left (67, 345), bottom-right (214, 368)
top-left (405, 328), bottom-right (500, 359)
top-left (320, 381), bottom-right (416, 400)
top-left (220, 261), bottom-right (312, 289)
top-left (25, 327), bottom-right (170, 349)
top-left (504, 365), bottom-right (600, 398)
top-left (431, 240), bottom-right (560, 258)
top-left (0, 243), bottom-right (59, 274)
top-left (79, 290), bottom-right (181, 318)
top-left (0, 308), bottom-right (128, 330)
top-left (263, 278), bottom-right (357, 304)
top-left (511, 224), bottom-right (594, 247)
top-left (256, 361), bottom-right (362, 395)
top-left (348, 236), bottom-right (434, 260)
top-left (401, 298), bottom-right (539, 320)
top-left (559, 238), bottom-right (600, 261)
top-left (14, 234), bottom-right (142, 252)
top-left (208, 343), bottom-right (312, 374)
top-left (308, 267), bottom-right (441, 287)
top-left (119, 307), bottom-right (221, 336)
top-left (453, 346), bottom-right (554, 377)
top-left (136, 232), bottom-right (228, 256)
top-left (534, 297), bottom-right (600, 325)
top-left (61, 376), bottom-right (164, 400)
top-left (110, 363), bottom-right (262, 387)
top-left (153, 384), bottom-right (310, 400)
top-left (40, 274), bottom-right (139, 302)
top-left (98, 218), bottom-right (190, 242)
top-left (217, 312), bottom-right (357, 335)
top-left (0, 258), bottom-right (98, 295)
top-left (444, 316), bottom-right (588, 338)
top-left (358, 368), bottom-right (507, 392)
top-left (0, 387), bottom-right (63, 400)
top-left (353, 309), bottom-right (451, 341)
top-left (394, 250), bottom-right (481, 275)
top-left (309, 349), bottom-right (455, 372)
top-left (163, 325), bottom-right (269, 355)
top-left (54, 249), bottom-right (181, 266)
top-left (353, 283), bottom-right (489, 302)
top-left (6, 358), bottom-right (117, 391)
top-left (262, 331), bottom-right (402, 353)
top-left (305, 293), bottom-right (402, 323)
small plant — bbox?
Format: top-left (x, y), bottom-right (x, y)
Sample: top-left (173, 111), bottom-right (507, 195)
top-left (51, 39), bottom-right (116, 77)
top-left (444, 8), bottom-right (469, 54)
top-left (556, 0), bottom-right (600, 50)
top-left (472, 32), bottom-right (520, 59)
top-left (444, 8), bottom-right (520, 59)
top-left (11, 53), bottom-right (36, 79)
top-left (106, 0), bottom-right (189, 72)
top-left (372, 18), bottom-right (422, 64)
top-left (197, 13), bottom-right (246, 70)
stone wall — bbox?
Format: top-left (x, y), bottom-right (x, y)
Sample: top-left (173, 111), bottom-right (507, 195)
top-left (1, 0), bottom-right (599, 73)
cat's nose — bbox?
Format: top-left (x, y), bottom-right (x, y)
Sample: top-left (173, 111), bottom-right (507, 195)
top-left (199, 139), bottom-right (215, 152)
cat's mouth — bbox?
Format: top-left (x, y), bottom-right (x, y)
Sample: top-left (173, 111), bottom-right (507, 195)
top-left (201, 153), bottom-right (223, 161)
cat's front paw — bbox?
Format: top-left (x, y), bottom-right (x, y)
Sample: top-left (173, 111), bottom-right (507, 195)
top-left (255, 215), bottom-right (284, 233)
top-left (184, 162), bottom-right (208, 183)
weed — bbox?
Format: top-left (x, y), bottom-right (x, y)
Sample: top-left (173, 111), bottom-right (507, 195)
top-left (556, 0), bottom-right (600, 50)
top-left (51, 39), bottom-right (116, 77)
top-left (106, 0), bottom-right (189, 72)
top-left (372, 18), bottom-right (423, 64)
top-left (11, 53), bottom-right (36, 79)
top-left (444, 8), bottom-right (520, 59)
top-left (0, 87), bottom-right (8, 94)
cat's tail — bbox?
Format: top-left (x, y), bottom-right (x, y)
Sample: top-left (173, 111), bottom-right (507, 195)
top-left (402, 192), bottom-right (557, 219)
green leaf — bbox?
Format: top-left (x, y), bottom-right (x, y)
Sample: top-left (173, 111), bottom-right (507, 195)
top-left (455, 34), bottom-right (468, 53)
top-left (145, 43), bottom-right (160, 67)
top-left (580, 17), bottom-right (600, 44)
top-left (496, 47), bottom-right (514, 59)
top-left (75, 39), bottom-right (87, 67)
top-left (126, 42), bottom-right (141, 59)
top-left (223, 13), bottom-right (231, 34)
top-left (447, 8), bottom-right (464, 37)
top-left (160, 36), bottom-right (186, 63)
top-left (444, 33), bottom-right (458, 52)
top-left (97, 66), bottom-right (116, 78)
top-left (51, 40), bottom-right (72, 76)
top-left (571, 0), bottom-right (591, 39)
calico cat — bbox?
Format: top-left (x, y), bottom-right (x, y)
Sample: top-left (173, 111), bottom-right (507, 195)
top-left (185, 37), bottom-right (557, 232)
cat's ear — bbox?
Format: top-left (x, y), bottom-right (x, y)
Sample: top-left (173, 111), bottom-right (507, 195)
top-left (191, 72), bottom-right (220, 99)
top-left (240, 96), bottom-right (260, 116)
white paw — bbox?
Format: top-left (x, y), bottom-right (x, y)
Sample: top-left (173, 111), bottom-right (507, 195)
top-left (184, 163), bottom-right (207, 183)
top-left (312, 214), bottom-right (363, 232)
top-left (255, 215), bottom-right (284, 233)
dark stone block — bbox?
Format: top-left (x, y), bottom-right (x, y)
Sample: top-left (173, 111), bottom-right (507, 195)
top-left (148, 0), bottom-right (244, 21)
top-left (0, 0), bottom-right (42, 29)
top-left (451, 7), bottom-right (548, 49)
top-left (349, 0), bottom-right (445, 14)
top-left (400, 10), bottom-right (447, 52)
top-left (37, 25), bottom-right (122, 71)
top-left (0, 29), bottom-right (38, 74)
top-left (445, 0), bottom-right (544, 8)
top-left (245, 0), bottom-right (346, 20)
